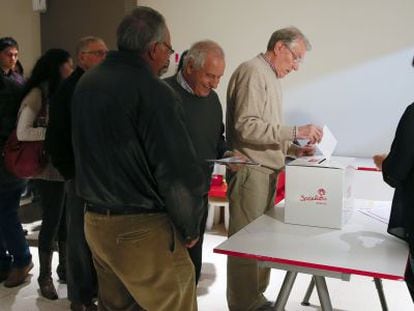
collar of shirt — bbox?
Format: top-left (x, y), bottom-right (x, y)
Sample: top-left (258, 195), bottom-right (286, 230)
top-left (260, 53), bottom-right (278, 76)
top-left (176, 70), bottom-right (195, 95)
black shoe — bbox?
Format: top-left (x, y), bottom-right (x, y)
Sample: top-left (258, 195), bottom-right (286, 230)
top-left (0, 269), bottom-right (10, 283)
top-left (38, 276), bottom-right (58, 300)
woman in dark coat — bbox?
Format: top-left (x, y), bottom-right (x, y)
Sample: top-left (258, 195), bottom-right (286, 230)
top-left (373, 55), bottom-right (414, 301)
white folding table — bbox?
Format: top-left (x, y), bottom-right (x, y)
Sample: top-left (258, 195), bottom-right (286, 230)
top-left (214, 203), bottom-right (409, 311)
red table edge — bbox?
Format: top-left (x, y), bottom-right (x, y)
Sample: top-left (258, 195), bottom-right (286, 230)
top-left (213, 248), bottom-right (405, 281)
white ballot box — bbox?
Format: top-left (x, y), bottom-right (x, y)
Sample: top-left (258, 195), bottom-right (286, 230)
top-left (285, 156), bottom-right (355, 229)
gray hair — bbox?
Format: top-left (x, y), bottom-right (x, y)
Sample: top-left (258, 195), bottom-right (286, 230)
top-left (76, 36), bottom-right (105, 55)
top-left (183, 40), bottom-right (225, 70)
top-left (117, 6), bottom-right (166, 54)
top-left (266, 27), bottom-right (311, 52)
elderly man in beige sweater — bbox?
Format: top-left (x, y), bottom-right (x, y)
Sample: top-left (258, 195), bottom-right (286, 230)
top-left (226, 27), bottom-right (323, 311)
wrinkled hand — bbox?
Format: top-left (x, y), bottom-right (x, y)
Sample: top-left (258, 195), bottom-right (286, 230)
top-left (373, 154), bottom-right (387, 171)
top-left (295, 144), bottom-right (316, 157)
top-left (297, 124), bottom-right (323, 144)
top-left (185, 237), bottom-right (199, 248)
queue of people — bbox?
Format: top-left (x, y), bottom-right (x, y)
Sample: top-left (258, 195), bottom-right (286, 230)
top-left (0, 4), bottom-right (411, 311)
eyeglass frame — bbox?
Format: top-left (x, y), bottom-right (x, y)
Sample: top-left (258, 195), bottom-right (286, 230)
top-left (283, 42), bottom-right (303, 64)
top-left (81, 50), bottom-right (108, 57)
top-left (159, 41), bottom-right (175, 55)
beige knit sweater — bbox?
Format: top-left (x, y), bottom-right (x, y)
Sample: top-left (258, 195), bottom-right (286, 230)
top-left (226, 54), bottom-right (298, 171)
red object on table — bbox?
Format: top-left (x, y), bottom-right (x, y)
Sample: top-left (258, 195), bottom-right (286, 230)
top-left (207, 171), bottom-right (286, 203)
top-left (208, 182), bottom-right (227, 198)
top-left (274, 170), bottom-right (286, 204)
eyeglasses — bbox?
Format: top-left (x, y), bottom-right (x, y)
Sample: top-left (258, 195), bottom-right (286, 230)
top-left (160, 41), bottom-right (175, 55)
top-left (82, 50), bottom-right (108, 57)
top-left (284, 43), bottom-right (303, 64)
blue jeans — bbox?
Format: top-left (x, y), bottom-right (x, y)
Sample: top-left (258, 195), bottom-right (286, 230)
top-left (0, 181), bottom-right (32, 269)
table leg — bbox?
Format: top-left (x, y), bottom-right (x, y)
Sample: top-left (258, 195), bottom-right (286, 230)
top-left (301, 276), bottom-right (315, 306)
top-left (273, 271), bottom-right (297, 311)
top-left (374, 278), bottom-right (388, 311)
top-left (314, 276), bottom-right (333, 311)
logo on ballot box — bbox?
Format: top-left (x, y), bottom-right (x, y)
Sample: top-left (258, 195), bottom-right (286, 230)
top-left (299, 188), bottom-right (327, 205)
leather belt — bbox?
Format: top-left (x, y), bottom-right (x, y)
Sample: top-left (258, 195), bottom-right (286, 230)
top-left (84, 202), bottom-right (142, 216)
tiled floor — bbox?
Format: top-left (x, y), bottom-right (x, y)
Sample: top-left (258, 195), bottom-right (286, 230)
top-left (0, 223), bottom-right (412, 310)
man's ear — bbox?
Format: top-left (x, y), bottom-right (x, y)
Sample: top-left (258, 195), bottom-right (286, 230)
top-left (78, 52), bottom-right (86, 66)
top-left (274, 41), bottom-right (284, 53)
top-left (147, 41), bottom-right (158, 60)
top-left (184, 59), bottom-right (194, 75)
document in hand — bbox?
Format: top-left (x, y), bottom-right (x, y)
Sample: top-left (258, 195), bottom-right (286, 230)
top-left (206, 156), bottom-right (260, 166)
top-left (316, 125), bottom-right (337, 160)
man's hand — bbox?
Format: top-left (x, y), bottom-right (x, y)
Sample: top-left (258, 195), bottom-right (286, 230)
top-left (373, 154), bottom-right (387, 171)
top-left (185, 237), bottom-right (199, 248)
top-left (295, 144), bottom-right (315, 157)
top-left (297, 124), bottom-right (323, 144)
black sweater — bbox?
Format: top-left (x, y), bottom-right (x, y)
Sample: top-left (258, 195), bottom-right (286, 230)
top-left (164, 75), bottom-right (227, 183)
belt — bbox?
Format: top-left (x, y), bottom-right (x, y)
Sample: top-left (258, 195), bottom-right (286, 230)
top-left (84, 202), bottom-right (143, 216)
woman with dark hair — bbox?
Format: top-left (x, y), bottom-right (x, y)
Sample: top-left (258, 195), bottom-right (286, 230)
top-left (16, 48), bottom-right (73, 300)
top-left (373, 55), bottom-right (414, 303)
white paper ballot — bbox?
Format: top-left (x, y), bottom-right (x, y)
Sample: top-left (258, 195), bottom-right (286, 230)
top-left (316, 125), bottom-right (337, 160)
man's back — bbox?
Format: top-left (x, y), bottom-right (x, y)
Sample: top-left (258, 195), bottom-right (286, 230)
top-left (72, 50), bottom-right (206, 238)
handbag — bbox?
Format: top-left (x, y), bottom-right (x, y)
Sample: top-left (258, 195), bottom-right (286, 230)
top-left (3, 130), bottom-right (47, 178)
top-left (3, 87), bottom-right (48, 178)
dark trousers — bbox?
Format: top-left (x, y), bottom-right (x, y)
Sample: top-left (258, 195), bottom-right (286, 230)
top-left (0, 181), bottom-right (32, 269)
top-left (405, 235), bottom-right (414, 302)
top-left (65, 180), bottom-right (97, 304)
top-left (187, 195), bottom-right (208, 284)
top-left (34, 180), bottom-right (66, 252)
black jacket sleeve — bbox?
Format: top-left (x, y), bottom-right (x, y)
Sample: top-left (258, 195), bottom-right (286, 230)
top-left (0, 77), bottom-right (24, 184)
top-left (143, 83), bottom-right (207, 240)
top-left (382, 104), bottom-right (414, 188)
top-left (45, 72), bottom-right (80, 180)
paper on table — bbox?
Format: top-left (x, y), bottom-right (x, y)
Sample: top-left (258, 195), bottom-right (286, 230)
top-left (356, 199), bottom-right (391, 224)
top-left (316, 125), bottom-right (337, 160)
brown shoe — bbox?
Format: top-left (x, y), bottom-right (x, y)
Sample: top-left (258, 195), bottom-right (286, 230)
top-left (4, 261), bottom-right (34, 288)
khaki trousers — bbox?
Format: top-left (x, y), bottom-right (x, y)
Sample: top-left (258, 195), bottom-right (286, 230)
top-left (226, 166), bottom-right (279, 311)
top-left (84, 212), bottom-right (197, 311)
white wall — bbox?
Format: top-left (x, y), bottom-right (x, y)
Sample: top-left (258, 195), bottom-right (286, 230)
top-left (140, 0), bottom-right (414, 157)
top-left (0, 0), bottom-right (41, 76)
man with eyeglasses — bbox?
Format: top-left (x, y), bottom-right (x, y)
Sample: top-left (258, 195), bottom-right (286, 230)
top-left (70, 7), bottom-right (205, 311)
top-left (226, 27), bottom-right (323, 311)
top-left (45, 36), bottom-right (107, 311)
top-left (0, 37), bottom-right (25, 85)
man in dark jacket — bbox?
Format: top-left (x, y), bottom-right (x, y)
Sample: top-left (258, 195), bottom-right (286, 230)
top-left (0, 75), bottom-right (33, 287)
top-left (165, 40), bottom-right (228, 284)
top-left (45, 36), bottom-right (108, 311)
top-left (71, 7), bottom-right (206, 311)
